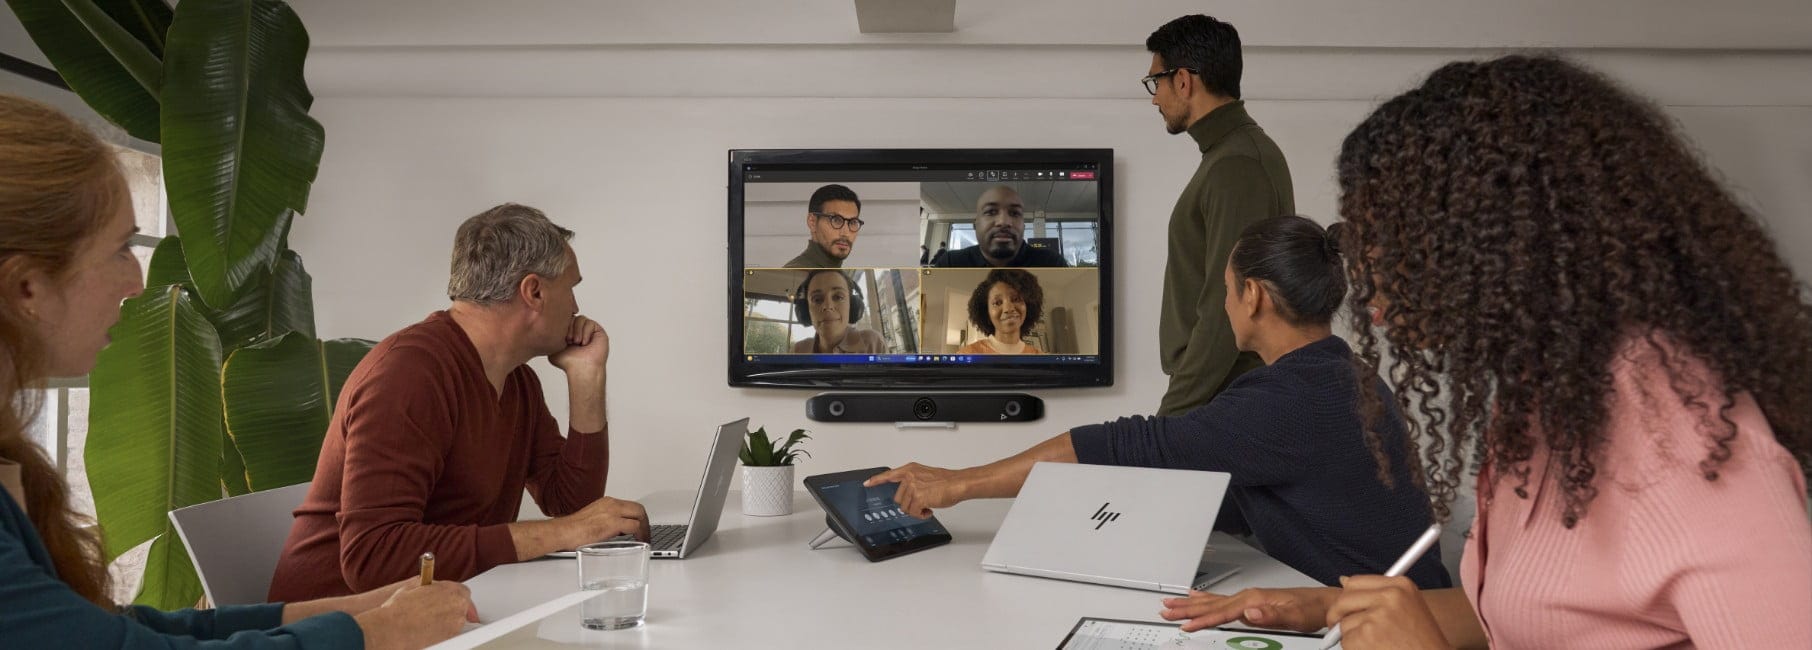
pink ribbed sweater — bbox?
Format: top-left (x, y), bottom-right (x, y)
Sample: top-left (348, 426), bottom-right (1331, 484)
top-left (1461, 337), bottom-right (1812, 649)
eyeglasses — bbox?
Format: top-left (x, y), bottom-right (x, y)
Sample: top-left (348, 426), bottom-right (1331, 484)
top-left (1140, 67), bottom-right (1195, 95)
top-left (811, 212), bottom-right (865, 232)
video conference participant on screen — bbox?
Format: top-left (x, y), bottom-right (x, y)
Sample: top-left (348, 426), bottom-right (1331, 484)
top-left (931, 185), bottom-right (1068, 268)
top-left (869, 216), bottom-right (1449, 591)
top-left (785, 184), bottom-right (864, 268)
top-left (791, 269), bottom-right (887, 354)
top-left (958, 269), bottom-right (1045, 354)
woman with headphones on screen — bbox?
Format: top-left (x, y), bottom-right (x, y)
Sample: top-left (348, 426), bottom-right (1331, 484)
top-left (791, 269), bottom-right (886, 354)
top-left (958, 268), bottom-right (1044, 355)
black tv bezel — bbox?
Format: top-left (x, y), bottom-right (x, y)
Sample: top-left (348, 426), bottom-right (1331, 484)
top-left (727, 148), bottom-right (1114, 389)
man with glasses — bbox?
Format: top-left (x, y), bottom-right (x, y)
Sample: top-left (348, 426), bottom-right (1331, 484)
top-left (930, 185), bottom-right (1069, 268)
top-left (785, 184), bottom-right (865, 268)
top-left (1143, 15), bottom-right (1294, 423)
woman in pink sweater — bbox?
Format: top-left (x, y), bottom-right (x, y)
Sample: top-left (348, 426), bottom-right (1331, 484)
top-left (1160, 56), bottom-right (1812, 649)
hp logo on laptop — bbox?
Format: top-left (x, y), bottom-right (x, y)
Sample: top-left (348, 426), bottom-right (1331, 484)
top-left (1089, 502), bottom-right (1121, 530)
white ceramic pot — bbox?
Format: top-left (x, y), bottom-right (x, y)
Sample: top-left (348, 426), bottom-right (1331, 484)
top-left (740, 464), bottom-right (796, 516)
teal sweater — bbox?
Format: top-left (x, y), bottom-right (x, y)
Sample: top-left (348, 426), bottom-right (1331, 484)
top-left (0, 490), bottom-right (362, 648)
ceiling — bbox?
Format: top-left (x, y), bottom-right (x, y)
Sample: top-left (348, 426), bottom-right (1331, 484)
top-left (10, 0), bottom-right (1808, 67)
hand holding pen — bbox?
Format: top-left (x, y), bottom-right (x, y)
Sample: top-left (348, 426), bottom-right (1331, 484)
top-left (1318, 524), bottom-right (1445, 650)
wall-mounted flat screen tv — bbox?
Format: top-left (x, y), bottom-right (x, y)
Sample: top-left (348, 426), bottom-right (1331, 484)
top-left (729, 148), bottom-right (1113, 389)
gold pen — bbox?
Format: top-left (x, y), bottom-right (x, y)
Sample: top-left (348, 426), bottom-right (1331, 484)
top-left (419, 552), bottom-right (435, 587)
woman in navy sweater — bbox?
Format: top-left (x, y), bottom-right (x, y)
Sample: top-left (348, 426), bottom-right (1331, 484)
top-left (0, 96), bottom-right (472, 648)
top-left (869, 215), bottom-right (1449, 590)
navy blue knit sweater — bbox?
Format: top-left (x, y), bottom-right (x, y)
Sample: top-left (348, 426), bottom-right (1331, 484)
top-left (1070, 335), bottom-right (1451, 589)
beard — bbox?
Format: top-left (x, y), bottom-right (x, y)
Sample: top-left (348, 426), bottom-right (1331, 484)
top-left (985, 237), bottom-right (1020, 260)
top-left (825, 238), bottom-right (852, 259)
top-left (1164, 111), bottom-right (1188, 134)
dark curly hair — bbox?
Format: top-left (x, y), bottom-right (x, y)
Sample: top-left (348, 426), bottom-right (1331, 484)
top-left (967, 269), bottom-right (1044, 338)
top-left (1337, 55), bottom-right (1812, 527)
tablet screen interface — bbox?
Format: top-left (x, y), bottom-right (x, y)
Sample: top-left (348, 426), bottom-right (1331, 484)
top-left (815, 476), bottom-right (948, 547)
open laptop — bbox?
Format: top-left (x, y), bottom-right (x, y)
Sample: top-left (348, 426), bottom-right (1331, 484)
top-left (645, 417), bottom-right (747, 558)
top-left (552, 418), bottom-right (747, 559)
top-left (981, 462), bottom-right (1237, 594)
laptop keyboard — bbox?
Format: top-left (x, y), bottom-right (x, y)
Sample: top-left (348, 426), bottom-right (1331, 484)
top-left (607, 524), bottom-right (687, 551)
top-left (612, 528), bottom-right (688, 554)
top-left (650, 524), bottom-right (687, 551)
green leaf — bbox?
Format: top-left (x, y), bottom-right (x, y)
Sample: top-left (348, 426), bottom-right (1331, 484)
top-left (774, 429), bottom-right (811, 463)
top-left (747, 427), bottom-right (774, 466)
top-left (223, 334), bottom-right (372, 491)
top-left (134, 530), bottom-right (202, 609)
top-left (61, 0), bottom-right (163, 93)
top-left (209, 249), bottom-right (316, 348)
top-left (144, 236), bottom-right (317, 348)
top-left (144, 236), bottom-right (190, 289)
top-left (94, 0), bottom-right (174, 58)
top-left (220, 426), bottom-right (250, 497)
top-left (6, 0), bottom-right (163, 141)
top-left (161, 0), bottom-right (323, 307)
top-left (87, 284), bottom-right (223, 562)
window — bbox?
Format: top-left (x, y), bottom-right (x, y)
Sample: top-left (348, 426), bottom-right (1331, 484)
top-left (1053, 221), bottom-right (1099, 266)
top-left (744, 296), bottom-right (806, 353)
top-left (949, 223), bottom-right (977, 250)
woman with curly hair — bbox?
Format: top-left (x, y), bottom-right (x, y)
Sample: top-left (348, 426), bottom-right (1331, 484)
top-left (870, 216), bottom-right (1449, 590)
top-left (1162, 56), bottom-right (1812, 649)
top-left (958, 268), bottom-right (1045, 354)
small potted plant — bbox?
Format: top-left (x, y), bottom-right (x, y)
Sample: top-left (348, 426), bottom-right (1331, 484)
top-left (739, 426), bottom-right (810, 516)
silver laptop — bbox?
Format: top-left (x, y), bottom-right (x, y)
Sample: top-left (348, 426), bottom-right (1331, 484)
top-left (981, 462), bottom-right (1236, 594)
top-left (550, 418), bottom-right (747, 559)
top-left (645, 417), bottom-right (748, 558)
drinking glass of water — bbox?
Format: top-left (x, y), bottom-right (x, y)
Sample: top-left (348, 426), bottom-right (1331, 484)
top-left (577, 540), bottom-right (649, 630)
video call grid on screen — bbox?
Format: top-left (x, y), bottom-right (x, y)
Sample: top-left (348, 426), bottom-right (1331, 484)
top-left (741, 174), bottom-right (1100, 358)
top-left (727, 150), bottom-right (1114, 388)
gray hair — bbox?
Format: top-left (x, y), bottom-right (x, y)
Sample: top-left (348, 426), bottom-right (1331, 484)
top-left (447, 203), bottom-right (574, 304)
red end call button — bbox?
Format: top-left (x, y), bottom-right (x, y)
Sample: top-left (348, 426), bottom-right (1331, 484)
top-left (1069, 171), bottom-right (1096, 180)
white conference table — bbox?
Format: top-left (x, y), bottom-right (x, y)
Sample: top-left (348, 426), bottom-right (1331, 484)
top-left (458, 490), bottom-right (1320, 649)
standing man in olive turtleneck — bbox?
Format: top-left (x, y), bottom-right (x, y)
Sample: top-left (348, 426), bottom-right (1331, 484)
top-left (1143, 15), bottom-right (1294, 419)
top-left (784, 184), bottom-right (864, 268)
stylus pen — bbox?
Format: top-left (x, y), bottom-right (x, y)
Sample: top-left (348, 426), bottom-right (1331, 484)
top-left (1318, 523), bottom-right (1442, 650)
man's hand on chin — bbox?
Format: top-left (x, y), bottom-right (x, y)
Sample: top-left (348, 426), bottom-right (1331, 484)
top-left (550, 315), bottom-right (609, 377)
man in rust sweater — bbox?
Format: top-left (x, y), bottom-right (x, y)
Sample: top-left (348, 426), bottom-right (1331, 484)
top-left (270, 203), bottom-right (651, 601)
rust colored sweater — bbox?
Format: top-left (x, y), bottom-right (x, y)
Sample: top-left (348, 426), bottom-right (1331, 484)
top-left (268, 311), bottom-right (608, 600)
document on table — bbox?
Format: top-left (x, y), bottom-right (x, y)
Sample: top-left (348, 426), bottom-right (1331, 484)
top-left (425, 590), bottom-right (603, 650)
top-left (1058, 618), bottom-right (1325, 650)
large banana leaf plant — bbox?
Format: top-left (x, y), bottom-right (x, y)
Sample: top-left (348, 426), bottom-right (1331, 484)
top-left (8, 0), bottom-right (373, 609)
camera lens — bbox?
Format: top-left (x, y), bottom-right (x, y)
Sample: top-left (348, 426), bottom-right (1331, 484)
top-left (827, 400), bottom-right (845, 417)
top-left (913, 397), bottom-right (937, 420)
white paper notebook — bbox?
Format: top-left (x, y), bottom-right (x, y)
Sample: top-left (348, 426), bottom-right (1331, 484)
top-left (1058, 618), bottom-right (1324, 650)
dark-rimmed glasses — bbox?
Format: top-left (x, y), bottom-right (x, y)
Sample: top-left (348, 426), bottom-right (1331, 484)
top-left (811, 212), bottom-right (865, 232)
top-left (1141, 67), bottom-right (1195, 95)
